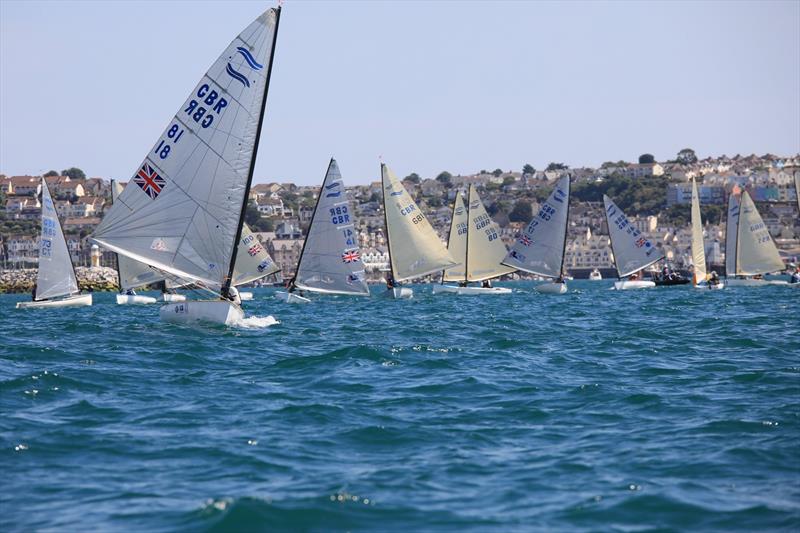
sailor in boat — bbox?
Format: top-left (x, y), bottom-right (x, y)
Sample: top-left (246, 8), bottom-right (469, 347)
top-left (482, 280), bottom-right (493, 289)
top-left (386, 276), bottom-right (396, 290)
top-left (31, 283), bottom-right (37, 301)
top-left (708, 271), bottom-right (720, 287)
top-left (125, 288), bottom-right (136, 296)
top-left (791, 266), bottom-right (800, 284)
top-left (629, 271), bottom-right (641, 281)
top-left (161, 281), bottom-right (175, 297)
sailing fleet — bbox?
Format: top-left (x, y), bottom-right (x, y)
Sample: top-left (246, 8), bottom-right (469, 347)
top-left (13, 7), bottom-right (798, 323)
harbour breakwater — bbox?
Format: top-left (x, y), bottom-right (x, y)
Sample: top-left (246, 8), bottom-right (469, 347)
top-left (0, 267), bottom-right (119, 293)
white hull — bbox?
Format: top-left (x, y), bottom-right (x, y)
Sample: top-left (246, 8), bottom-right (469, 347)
top-left (239, 291), bottom-right (254, 301)
top-left (16, 293), bottom-right (92, 309)
top-left (589, 271), bottom-right (602, 281)
top-left (535, 282), bottom-right (568, 294)
top-left (725, 278), bottom-right (770, 287)
top-left (694, 282), bottom-right (725, 290)
top-left (116, 294), bottom-right (157, 305)
top-left (613, 280), bottom-right (656, 290)
top-left (162, 293), bottom-right (186, 302)
top-left (433, 284), bottom-right (512, 295)
top-left (275, 291), bottom-right (311, 303)
top-left (159, 300), bottom-right (244, 326)
top-left (384, 287), bottom-right (413, 299)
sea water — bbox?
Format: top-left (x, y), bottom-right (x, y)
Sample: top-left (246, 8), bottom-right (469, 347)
top-left (1, 281), bottom-right (798, 531)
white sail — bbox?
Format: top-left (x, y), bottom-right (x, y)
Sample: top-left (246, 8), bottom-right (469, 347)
top-left (292, 159), bottom-right (369, 295)
top-left (35, 178), bottom-right (79, 300)
top-left (111, 181), bottom-right (165, 290)
top-left (795, 172), bottom-right (799, 213)
top-left (466, 185), bottom-right (515, 282)
top-left (92, 9), bottom-right (280, 291)
top-left (442, 192), bottom-right (468, 282)
top-left (724, 193), bottom-right (740, 277)
top-left (603, 195), bottom-right (663, 278)
top-left (382, 163), bottom-right (456, 282)
top-left (503, 175), bottom-right (570, 278)
top-left (231, 224), bottom-right (280, 286)
top-left (690, 178), bottom-right (707, 285)
top-left (735, 191), bottom-right (784, 276)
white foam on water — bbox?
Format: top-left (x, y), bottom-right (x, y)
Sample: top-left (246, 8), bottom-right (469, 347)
top-left (233, 315), bottom-right (280, 329)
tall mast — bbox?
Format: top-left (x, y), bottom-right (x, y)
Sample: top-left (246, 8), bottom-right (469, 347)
top-left (559, 177), bottom-right (571, 278)
top-left (441, 190), bottom-right (459, 284)
top-left (465, 185), bottom-right (472, 284)
top-left (224, 6), bottom-right (282, 295)
top-left (110, 179), bottom-right (122, 290)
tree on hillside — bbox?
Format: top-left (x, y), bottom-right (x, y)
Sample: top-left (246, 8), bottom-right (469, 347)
top-left (638, 154), bottom-right (655, 164)
top-left (492, 168), bottom-right (503, 177)
top-left (61, 167), bottom-right (86, 180)
top-left (404, 172), bottom-right (421, 184)
top-left (44, 170), bottom-right (59, 177)
top-left (436, 171), bottom-right (452, 185)
top-left (522, 164), bottom-right (535, 176)
top-left (677, 148), bottom-right (698, 164)
top-left (487, 200), bottom-right (509, 217)
top-left (502, 176), bottom-right (516, 186)
top-left (545, 162), bottom-right (569, 171)
top-left (509, 200), bottom-right (533, 222)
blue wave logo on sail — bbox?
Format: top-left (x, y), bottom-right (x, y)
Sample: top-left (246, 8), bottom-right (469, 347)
top-left (325, 182), bottom-right (341, 197)
top-left (236, 47), bottom-right (263, 70)
top-left (226, 63), bottom-right (250, 87)
top-left (390, 190), bottom-right (403, 196)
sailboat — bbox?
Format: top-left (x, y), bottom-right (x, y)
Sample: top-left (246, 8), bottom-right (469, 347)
top-left (689, 178), bottom-right (723, 289)
top-left (502, 175), bottom-right (570, 294)
top-left (91, 7), bottom-right (282, 325)
top-left (16, 178), bottom-right (92, 309)
top-left (724, 190), bottom-right (785, 287)
top-left (231, 223), bottom-right (280, 300)
top-left (434, 185), bottom-right (514, 294)
top-left (111, 180), bottom-right (164, 304)
top-left (381, 163), bottom-right (457, 299)
top-left (276, 158), bottom-right (370, 303)
top-left (603, 195), bottom-right (664, 290)
top-left (795, 171), bottom-right (799, 213)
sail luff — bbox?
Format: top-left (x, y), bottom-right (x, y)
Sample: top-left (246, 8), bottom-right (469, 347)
top-left (795, 171), bottom-right (799, 213)
top-left (465, 185), bottom-right (516, 282)
top-left (559, 177), bottom-right (571, 277)
top-left (690, 178), bottom-right (707, 285)
top-left (35, 177), bottom-right (80, 300)
top-left (224, 6), bottom-right (282, 294)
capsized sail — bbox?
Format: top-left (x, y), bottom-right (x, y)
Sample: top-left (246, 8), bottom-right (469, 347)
top-left (503, 175), bottom-right (570, 278)
top-left (724, 192), bottom-right (740, 277)
top-left (734, 191), bottom-right (784, 276)
top-left (92, 9), bottom-right (280, 291)
top-left (232, 224), bottom-right (280, 286)
top-left (603, 195), bottom-right (663, 278)
top-left (35, 178), bottom-right (79, 301)
top-left (466, 185), bottom-right (515, 282)
top-left (111, 181), bottom-right (165, 290)
top-left (442, 192), bottom-right (468, 282)
top-left (292, 159), bottom-right (369, 295)
top-left (382, 164), bottom-right (456, 282)
top-left (690, 178), bottom-right (707, 285)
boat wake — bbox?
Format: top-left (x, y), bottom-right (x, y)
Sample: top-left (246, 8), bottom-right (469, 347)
top-left (233, 315), bottom-right (280, 329)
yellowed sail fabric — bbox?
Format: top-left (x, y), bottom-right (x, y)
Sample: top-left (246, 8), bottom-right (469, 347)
top-left (690, 178), bottom-right (707, 285)
top-left (231, 224), bottom-right (280, 286)
top-left (735, 191), bottom-right (784, 276)
top-left (442, 192), bottom-right (468, 282)
top-left (466, 185), bottom-right (516, 282)
top-left (382, 164), bottom-right (456, 282)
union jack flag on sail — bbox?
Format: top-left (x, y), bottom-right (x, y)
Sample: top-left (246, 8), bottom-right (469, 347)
top-left (519, 234), bottom-right (532, 246)
top-left (134, 163), bottom-right (166, 200)
top-left (248, 243), bottom-right (263, 256)
top-left (342, 250), bottom-right (360, 263)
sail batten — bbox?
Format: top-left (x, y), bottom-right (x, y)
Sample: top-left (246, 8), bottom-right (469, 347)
top-left (603, 195), bottom-right (663, 278)
top-left (382, 164), bottom-right (456, 282)
top-left (690, 178), bottom-right (707, 285)
top-left (466, 185), bottom-right (515, 282)
top-left (35, 178), bottom-right (80, 301)
top-left (734, 191), bottom-right (784, 276)
top-left (503, 175), bottom-right (570, 278)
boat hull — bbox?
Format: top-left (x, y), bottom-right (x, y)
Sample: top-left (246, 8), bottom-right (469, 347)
top-left (654, 278), bottom-right (690, 286)
top-left (535, 282), bottom-right (567, 294)
top-left (162, 293), bottom-right (187, 302)
top-left (116, 294), bottom-right (157, 305)
top-left (725, 278), bottom-right (772, 287)
top-left (16, 293), bottom-right (93, 309)
top-left (694, 282), bottom-right (725, 290)
top-left (159, 300), bottom-right (244, 326)
top-left (433, 284), bottom-right (512, 295)
top-left (275, 291), bottom-right (311, 303)
top-left (239, 291), bottom-right (254, 301)
top-left (384, 287), bottom-right (413, 299)
top-left (614, 280), bottom-right (656, 290)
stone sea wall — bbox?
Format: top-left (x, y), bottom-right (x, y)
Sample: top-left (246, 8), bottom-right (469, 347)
top-left (0, 267), bottom-right (119, 293)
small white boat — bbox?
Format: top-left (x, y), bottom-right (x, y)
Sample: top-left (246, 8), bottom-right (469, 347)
top-left (534, 281), bottom-right (567, 294)
top-left (17, 293), bottom-right (92, 309)
top-left (694, 282), bottom-right (725, 290)
top-left (384, 286), bottom-right (413, 299)
top-left (239, 291), bottom-right (254, 301)
top-left (162, 293), bottom-right (187, 302)
top-left (433, 284), bottom-right (511, 295)
top-left (613, 279), bottom-right (656, 290)
top-left (116, 293), bottom-right (157, 305)
top-left (160, 300), bottom-right (245, 326)
top-left (688, 178), bottom-right (724, 291)
top-left (589, 268), bottom-right (602, 281)
top-left (275, 291), bottom-right (311, 303)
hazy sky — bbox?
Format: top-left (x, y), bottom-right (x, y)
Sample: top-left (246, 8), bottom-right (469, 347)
top-left (1, 0), bottom-right (798, 185)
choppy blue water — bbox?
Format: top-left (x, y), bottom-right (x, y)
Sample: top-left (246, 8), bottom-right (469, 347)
top-left (1, 281), bottom-right (798, 532)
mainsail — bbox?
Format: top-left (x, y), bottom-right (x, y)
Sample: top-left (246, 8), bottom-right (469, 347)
top-left (503, 175), bottom-right (570, 278)
top-left (231, 224), bottom-right (280, 286)
top-left (603, 195), bottom-right (663, 278)
top-left (290, 158), bottom-right (369, 295)
top-left (35, 177), bottom-right (79, 301)
top-left (111, 180), bottom-right (165, 291)
top-left (442, 192), bottom-right (468, 282)
top-left (690, 178), bottom-right (707, 285)
top-left (734, 191), bottom-right (784, 276)
top-left (465, 185), bottom-right (515, 282)
top-left (382, 163), bottom-right (456, 282)
top-left (92, 8), bottom-right (281, 293)
top-left (795, 172), bottom-right (799, 213)
top-left (724, 192), bottom-right (740, 277)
